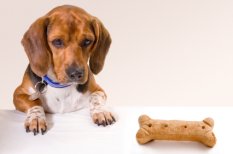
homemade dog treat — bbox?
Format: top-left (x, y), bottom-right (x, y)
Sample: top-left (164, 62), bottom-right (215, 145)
top-left (136, 115), bottom-right (216, 147)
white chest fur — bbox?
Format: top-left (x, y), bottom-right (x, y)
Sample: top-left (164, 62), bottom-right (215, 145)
top-left (39, 85), bottom-right (90, 113)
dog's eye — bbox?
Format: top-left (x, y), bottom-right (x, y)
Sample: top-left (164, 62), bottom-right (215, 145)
top-left (52, 39), bottom-right (64, 48)
top-left (81, 39), bottom-right (92, 48)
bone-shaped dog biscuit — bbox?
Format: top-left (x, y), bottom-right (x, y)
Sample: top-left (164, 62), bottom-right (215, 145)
top-left (136, 115), bottom-right (216, 147)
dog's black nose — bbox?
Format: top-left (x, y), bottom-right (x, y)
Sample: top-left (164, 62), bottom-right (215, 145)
top-left (66, 67), bottom-right (84, 81)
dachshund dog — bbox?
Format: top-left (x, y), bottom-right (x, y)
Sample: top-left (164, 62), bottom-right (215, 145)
top-left (13, 5), bottom-right (115, 135)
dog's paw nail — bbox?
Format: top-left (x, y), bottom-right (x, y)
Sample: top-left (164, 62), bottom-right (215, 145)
top-left (107, 119), bottom-right (112, 125)
top-left (33, 129), bottom-right (37, 136)
top-left (99, 120), bottom-right (105, 126)
top-left (112, 116), bottom-right (116, 122)
top-left (41, 129), bottom-right (46, 135)
top-left (26, 126), bottom-right (30, 133)
top-left (102, 121), bottom-right (107, 127)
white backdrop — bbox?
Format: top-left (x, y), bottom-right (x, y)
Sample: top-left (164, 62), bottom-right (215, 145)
top-left (0, 0), bottom-right (233, 109)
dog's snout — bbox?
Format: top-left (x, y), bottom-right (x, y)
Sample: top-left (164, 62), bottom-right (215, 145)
top-left (66, 67), bottom-right (84, 81)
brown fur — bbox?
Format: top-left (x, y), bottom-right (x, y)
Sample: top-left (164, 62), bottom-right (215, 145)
top-left (14, 5), bottom-right (111, 112)
top-left (13, 5), bottom-right (113, 133)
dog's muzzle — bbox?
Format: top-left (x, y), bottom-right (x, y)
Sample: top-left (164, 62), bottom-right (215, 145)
top-left (66, 66), bottom-right (85, 82)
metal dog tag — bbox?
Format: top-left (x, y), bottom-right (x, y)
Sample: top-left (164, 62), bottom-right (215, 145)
top-left (29, 81), bottom-right (47, 101)
top-left (35, 81), bottom-right (47, 94)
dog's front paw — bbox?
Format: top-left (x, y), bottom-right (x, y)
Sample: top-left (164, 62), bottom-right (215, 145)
top-left (25, 117), bottom-right (47, 135)
top-left (89, 91), bottom-right (116, 126)
top-left (92, 111), bottom-right (116, 126)
top-left (24, 106), bottom-right (47, 135)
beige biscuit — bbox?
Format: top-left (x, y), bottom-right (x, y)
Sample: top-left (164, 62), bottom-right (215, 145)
top-left (136, 115), bottom-right (216, 147)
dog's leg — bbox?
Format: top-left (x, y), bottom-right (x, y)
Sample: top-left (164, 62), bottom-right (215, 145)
top-left (89, 91), bottom-right (115, 126)
top-left (14, 91), bottom-right (47, 135)
top-left (14, 74), bottom-right (47, 135)
top-left (25, 105), bottom-right (47, 135)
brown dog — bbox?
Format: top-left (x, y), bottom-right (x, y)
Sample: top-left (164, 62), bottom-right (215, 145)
top-left (13, 5), bottom-right (115, 135)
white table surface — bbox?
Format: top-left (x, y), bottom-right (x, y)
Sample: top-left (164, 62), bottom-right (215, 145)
top-left (0, 106), bottom-right (232, 154)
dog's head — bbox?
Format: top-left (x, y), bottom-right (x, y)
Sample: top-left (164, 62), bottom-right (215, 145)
top-left (22, 5), bottom-right (111, 84)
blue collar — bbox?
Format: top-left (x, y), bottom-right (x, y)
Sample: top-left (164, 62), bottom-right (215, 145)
top-left (43, 75), bottom-right (71, 88)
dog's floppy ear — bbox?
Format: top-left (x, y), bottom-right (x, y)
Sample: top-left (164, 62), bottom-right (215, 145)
top-left (90, 17), bottom-right (111, 74)
top-left (21, 16), bottom-right (51, 77)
